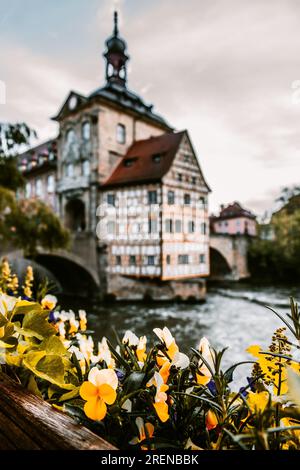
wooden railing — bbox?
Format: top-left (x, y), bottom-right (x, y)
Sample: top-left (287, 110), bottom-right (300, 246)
top-left (0, 372), bottom-right (116, 450)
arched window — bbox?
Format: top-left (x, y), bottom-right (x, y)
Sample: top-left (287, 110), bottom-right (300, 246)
top-left (116, 124), bottom-right (126, 144)
top-left (35, 179), bottom-right (43, 198)
top-left (82, 160), bottom-right (90, 177)
top-left (66, 163), bottom-right (74, 178)
top-left (82, 121), bottom-right (91, 141)
top-left (47, 175), bottom-right (55, 193)
top-left (25, 182), bottom-right (32, 198)
top-left (66, 128), bottom-right (76, 145)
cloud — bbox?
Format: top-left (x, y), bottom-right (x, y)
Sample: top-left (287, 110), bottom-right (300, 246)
top-left (1, 0), bottom-right (300, 214)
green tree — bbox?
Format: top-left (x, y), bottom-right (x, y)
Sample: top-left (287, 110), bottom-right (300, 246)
top-left (0, 122), bottom-right (70, 255)
top-left (0, 122), bottom-right (36, 191)
top-left (7, 199), bottom-right (70, 257)
top-left (248, 198), bottom-right (300, 282)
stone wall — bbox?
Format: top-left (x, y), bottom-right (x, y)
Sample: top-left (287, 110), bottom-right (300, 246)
top-left (106, 273), bottom-right (207, 302)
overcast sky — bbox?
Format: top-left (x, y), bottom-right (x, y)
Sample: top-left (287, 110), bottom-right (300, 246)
top-left (0, 0), bottom-right (300, 214)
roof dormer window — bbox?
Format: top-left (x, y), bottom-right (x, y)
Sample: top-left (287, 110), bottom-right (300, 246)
top-left (124, 157), bottom-right (137, 167)
top-left (152, 153), bottom-right (161, 163)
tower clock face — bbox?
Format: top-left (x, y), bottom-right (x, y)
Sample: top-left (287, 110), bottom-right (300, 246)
top-left (68, 96), bottom-right (78, 110)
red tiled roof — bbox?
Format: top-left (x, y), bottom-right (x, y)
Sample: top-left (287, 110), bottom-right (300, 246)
top-left (102, 131), bottom-right (185, 187)
top-left (212, 202), bottom-right (256, 221)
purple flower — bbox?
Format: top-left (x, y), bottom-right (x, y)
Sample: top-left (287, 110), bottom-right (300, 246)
top-left (116, 369), bottom-right (125, 382)
top-left (239, 377), bottom-right (256, 397)
top-left (48, 310), bottom-right (56, 323)
top-left (207, 379), bottom-right (217, 395)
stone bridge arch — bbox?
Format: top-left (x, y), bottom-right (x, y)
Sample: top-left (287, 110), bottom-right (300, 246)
top-left (210, 234), bottom-right (250, 280)
top-left (4, 247), bottom-right (100, 298)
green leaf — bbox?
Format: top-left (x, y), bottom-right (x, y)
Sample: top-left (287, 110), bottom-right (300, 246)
top-left (39, 336), bottom-right (67, 356)
top-left (27, 374), bottom-right (42, 398)
top-left (36, 355), bottom-right (65, 382)
top-left (106, 338), bottom-right (131, 372)
top-left (174, 391), bottom-right (223, 412)
top-left (58, 387), bottom-right (80, 402)
top-left (13, 302), bottom-right (42, 317)
top-left (266, 305), bottom-right (297, 338)
top-left (1, 323), bottom-right (15, 341)
top-left (23, 351), bottom-right (74, 390)
top-left (22, 310), bottom-right (56, 340)
top-left (123, 372), bottom-right (145, 395)
top-left (0, 312), bottom-right (8, 327)
top-left (0, 337), bottom-right (17, 349)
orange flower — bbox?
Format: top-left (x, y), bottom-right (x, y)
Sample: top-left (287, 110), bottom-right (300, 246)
top-left (206, 410), bottom-right (218, 431)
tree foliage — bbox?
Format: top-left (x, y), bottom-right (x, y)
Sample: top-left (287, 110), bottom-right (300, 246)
top-left (248, 199), bottom-right (300, 282)
top-left (0, 122), bottom-right (36, 192)
top-left (7, 199), bottom-right (70, 257)
top-left (0, 123), bottom-right (70, 255)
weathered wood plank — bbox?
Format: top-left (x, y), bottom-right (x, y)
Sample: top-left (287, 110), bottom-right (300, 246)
top-left (0, 430), bottom-right (18, 450)
top-left (0, 372), bottom-right (117, 450)
top-left (0, 408), bottom-right (41, 450)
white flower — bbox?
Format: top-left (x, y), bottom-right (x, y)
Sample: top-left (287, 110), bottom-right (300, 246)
top-left (171, 351), bottom-right (190, 369)
top-left (138, 335), bottom-right (147, 350)
top-left (58, 321), bottom-right (66, 339)
top-left (121, 399), bottom-right (132, 412)
top-left (69, 345), bottom-right (85, 362)
top-left (123, 330), bottom-right (139, 347)
top-left (153, 327), bottom-right (174, 348)
top-left (92, 337), bottom-right (115, 368)
top-left (0, 293), bottom-right (18, 316)
top-left (78, 335), bottom-right (94, 362)
top-left (79, 310), bottom-right (87, 322)
top-left (198, 337), bottom-right (215, 378)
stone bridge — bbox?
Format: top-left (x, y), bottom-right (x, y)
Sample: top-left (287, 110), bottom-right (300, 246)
top-left (1, 233), bottom-right (251, 301)
top-left (2, 233), bottom-right (104, 299)
top-left (210, 234), bottom-right (251, 281)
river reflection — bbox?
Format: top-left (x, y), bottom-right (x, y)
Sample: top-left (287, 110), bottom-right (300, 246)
top-left (60, 284), bottom-right (299, 389)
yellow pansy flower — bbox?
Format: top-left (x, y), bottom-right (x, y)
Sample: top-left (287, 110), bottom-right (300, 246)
top-left (152, 371), bottom-right (169, 422)
top-left (136, 336), bottom-right (147, 363)
top-left (196, 337), bottom-right (215, 386)
top-left (41, 294), bottom-right (57, 311)
top-left (123, 330), bottom-right (147, 364)
top-left (79, 310), bottom-right (87, 331)
top-left (153, 327), bottom-right (179, 366)
top-left (80, 367), bottom-right (118, 421)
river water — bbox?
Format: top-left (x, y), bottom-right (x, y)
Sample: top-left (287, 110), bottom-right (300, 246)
top-left (60, 284), bottom-right (300, 389)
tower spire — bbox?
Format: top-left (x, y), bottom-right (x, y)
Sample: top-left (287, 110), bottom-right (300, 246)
top-left (113, 11), bottom-right (119, 36)
top-left (103, 11), bottom-right (129, 88)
